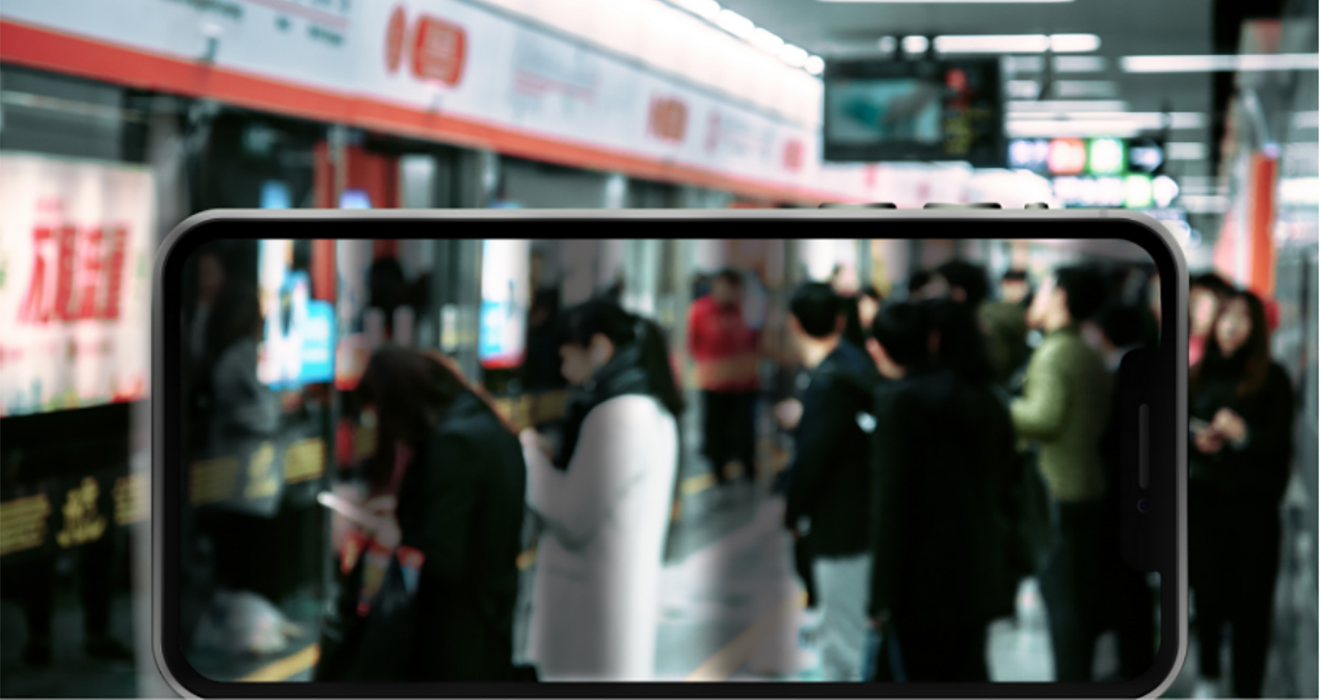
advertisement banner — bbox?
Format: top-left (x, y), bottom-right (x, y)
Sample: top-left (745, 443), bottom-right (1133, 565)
top-left (256, 240), bottom-right (336, 389)
top-left (478, 238), bottom-right (530, 369)
top-left (0, 153), bottom-right (154, 417)
top-left (0, 0), bottom-right (956, 204)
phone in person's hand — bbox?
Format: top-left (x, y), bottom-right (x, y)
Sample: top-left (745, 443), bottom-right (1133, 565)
top-left (153, 209), bottom-right (1188, 698)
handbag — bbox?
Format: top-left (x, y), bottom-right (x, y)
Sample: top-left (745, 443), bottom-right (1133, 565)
top-left (314, 454), bottom-right (419, 682)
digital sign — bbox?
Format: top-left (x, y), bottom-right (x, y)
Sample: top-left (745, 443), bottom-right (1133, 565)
top-left (257, 240), bottom-right (336, 390)
top-left (1011, 138), bottom-right (1166, 178)
top-left (478, 239), bottom-right (531, 369)
top-left (824, 58), bottom-right (1006, 167)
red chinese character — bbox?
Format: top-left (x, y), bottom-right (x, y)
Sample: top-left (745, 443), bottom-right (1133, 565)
top-left (54, 225), bottom-right (78, 321)
top-left (75, 228), bottom-right (104, 321)
top-left (19, 227), bottom-right (53, 324)
top-left (101, 226), bottom-right (128, 321)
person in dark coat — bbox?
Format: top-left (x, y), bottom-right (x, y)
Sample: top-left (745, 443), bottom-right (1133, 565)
top-left (863, 300), bottom-right (1020, 682)
top-left (1095, 304), bottom-right (1157, 681)
top-left (781, 282), bottom-right (881, 681)
top-left (1188, 288), bottom-right (1295, 699)
top-left (331, 348), bottom-right (526, 681)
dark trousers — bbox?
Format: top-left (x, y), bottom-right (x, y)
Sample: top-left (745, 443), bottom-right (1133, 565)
top-left (794, 535), bottom-right (818, 609)
top-left (1102, 497), bottom-right (1156, 679)
top-left (18, 535), bottom-right (115, 644)
top-left (700, 390), bottom-right (756, 483)
top-left (881, 616), bottom-right (989, 682)
top-left (1190, 489), bottom-right (1280, 698)
top-left (1038, 498), bottom-right (1106, 682)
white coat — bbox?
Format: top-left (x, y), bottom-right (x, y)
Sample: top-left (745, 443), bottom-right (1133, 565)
top-left (523, 394), bottom-right (679, 681)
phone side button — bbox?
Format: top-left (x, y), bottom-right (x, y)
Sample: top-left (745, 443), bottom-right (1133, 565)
top-left (1138, 403), bottom-right (1150, 489)
top-left (923, 202), bottom-right (1003, 209)
top-left (1025, 202), bottom-right (1050, 209)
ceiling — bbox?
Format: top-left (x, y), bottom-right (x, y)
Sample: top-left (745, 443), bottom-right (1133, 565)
top-left (717, 0), bottom-right (1219, 176)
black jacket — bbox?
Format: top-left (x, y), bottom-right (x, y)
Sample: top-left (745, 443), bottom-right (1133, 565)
top-left (784, 341), bottom-right (880, 557)
top-left (868, 368), bottom-right (1020, 626)
top-left (395, 391), bottom-right (527, 681)
top-left (1189, 362), bottom-right (1295, 506)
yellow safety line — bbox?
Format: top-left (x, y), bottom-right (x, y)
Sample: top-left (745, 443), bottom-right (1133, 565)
top-left (685, 589), bottom-right (806, 682)
top-left (680, 472), bottom-right (717, 496)
top-left (239, 644), bottom-right (320, 682)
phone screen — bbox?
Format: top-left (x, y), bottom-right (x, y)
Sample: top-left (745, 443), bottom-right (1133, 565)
top-left (161, 226), bottom-right (1180, 695)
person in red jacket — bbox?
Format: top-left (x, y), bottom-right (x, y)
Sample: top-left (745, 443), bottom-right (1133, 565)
top-left (687, 269), bottom-right (761, 488)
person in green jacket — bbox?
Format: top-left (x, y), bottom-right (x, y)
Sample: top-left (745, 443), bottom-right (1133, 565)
top-left (1011, 264), bottom-right (1112, 682)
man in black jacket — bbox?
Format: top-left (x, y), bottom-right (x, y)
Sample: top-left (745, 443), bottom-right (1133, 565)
top-left (782, 283), bottom-right (880, 682)
top-left (864, 301), bottom-right (1020, 682)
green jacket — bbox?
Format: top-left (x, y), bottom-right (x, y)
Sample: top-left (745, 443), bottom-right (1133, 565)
top-left (1011, 326), bottom-right (1111, 503)
top-left (980, 301), bottom-right (1030, 386)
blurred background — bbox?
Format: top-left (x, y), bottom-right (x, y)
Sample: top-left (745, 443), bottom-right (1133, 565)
top-left (0, 0), bottom-right (1315, 697)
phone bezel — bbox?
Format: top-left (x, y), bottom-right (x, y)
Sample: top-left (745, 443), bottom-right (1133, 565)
top-left (151, 209), bottom-right (1189, 699)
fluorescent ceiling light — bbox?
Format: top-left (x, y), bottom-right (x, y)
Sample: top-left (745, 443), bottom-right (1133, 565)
top-left (1053, 80), bottom-right (1119, 98)
top-left (716, 9), bottom-right (755, 39)
top-left (878, 36), bottom-right (898, 53)
top-left (1122, 54), bottom-right (1320, 73)
top-left (1166, 142), bottom-right (1207, 161)
top-left (1008, 100), bottom-right (1129, 113)
top-left (903, 36), bottom-right (930, 54)
top-left (780, 44), bottom-right (809, 67)
top-left (751, 28), bottom-right (785, 53)
top-left (1049, 34), bottom-right (1101, 52)
top-left (672, 0), bottom-right (721, 20)
top-left (1053, 55), bottom-right (1107, 73)
top-left (936, 35), bottom-right (1050, 53)
top-left (805, 55), bottom-right (826, 75)
top-left (934, 34), bottom-right (1100, 54)
top-left (1009, 111), bottom-right (1205, 130)
top-left (1007, 120), bottom-right (1143, 138)
top-left (1279, 177), bottom-right (1320, 206)
top-left (1180, 194), bottom-right (1231, 214)
top-left (1008, 80), bottom-right (1042, 99)
top-left (1005, 56), bottom-right (1046, 73)
top-left (1292, 111), bottom-right (1319, 130)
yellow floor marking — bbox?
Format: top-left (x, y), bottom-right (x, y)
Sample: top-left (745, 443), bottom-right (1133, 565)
top-left (240, 643), bottom-right (320, 682)
top-left (680, 472), bottom-right (717, 496)
top-left (685, 589), bottom-right (805, 682)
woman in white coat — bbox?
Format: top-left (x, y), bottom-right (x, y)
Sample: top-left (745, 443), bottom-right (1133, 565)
top-left (520, 300), bottom-right (683, 681)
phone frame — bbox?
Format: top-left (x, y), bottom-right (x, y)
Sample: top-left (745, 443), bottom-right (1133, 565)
top-left (152, 209), bottom-right (1189, 699)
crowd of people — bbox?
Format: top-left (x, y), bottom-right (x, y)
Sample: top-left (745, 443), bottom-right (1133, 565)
top-left (177, 243), bottom-right (1297, 692)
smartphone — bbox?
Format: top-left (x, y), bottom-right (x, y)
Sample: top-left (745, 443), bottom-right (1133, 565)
top-left (153, 209), bottom-right (1188, 698)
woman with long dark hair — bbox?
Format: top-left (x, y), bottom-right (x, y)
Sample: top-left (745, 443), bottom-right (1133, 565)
top-left (520, 299), bottom-right (683, 681)
top-left (318, 348), bottom-right (526, 681)
top-left (1188, 289), bottom-right (1295, 699)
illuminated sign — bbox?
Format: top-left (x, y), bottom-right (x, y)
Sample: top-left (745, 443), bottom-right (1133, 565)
top-left (478, 239), bottom-right (530, 369)
top-left (1125, 174), bottom-right (1153, 209)
top-left (411, 14), bottom-right (468, 86)
top-left (1052, 175), bottom-right (1157, 209)
top-left (0, 154), bottom-right (152, 417)
top-left (649, 97), bottom-right (689, 143)
top-left (257, 241), bottom-right (336, 389)
top-left (261, 181), bottom-right (291, 209)
top-left (1152, 175), bottom-right (1180, 208)
top-left (1048, 138), bottom-right (1088, 175)
top-left (0, 494), bottom-right (51, 557)
top-left (1128, 143), bottom-right (1165, 173)
top-left (339, 189), bottom-right (372, 209)
top-left (1087, 138), bottom-right (1125, 175)
top-left (1009, 139), bottom-right (1051, 171)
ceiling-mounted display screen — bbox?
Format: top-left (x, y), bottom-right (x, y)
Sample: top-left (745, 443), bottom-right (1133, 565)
top-left (823, 58), bottom-right (1006, 167)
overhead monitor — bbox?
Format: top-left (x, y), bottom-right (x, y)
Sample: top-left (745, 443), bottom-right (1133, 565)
top-left (823, 58), bottom-right (1006, 167)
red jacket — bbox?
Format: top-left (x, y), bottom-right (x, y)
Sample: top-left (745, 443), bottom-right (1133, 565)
top-left (687, 296), bottom-right (760, 392)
